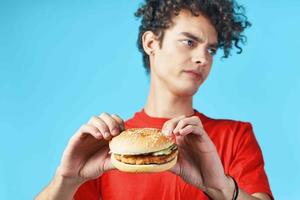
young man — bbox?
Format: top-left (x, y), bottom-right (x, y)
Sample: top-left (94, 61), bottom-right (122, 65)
top-left (36, 0), bottom-right (273, 199)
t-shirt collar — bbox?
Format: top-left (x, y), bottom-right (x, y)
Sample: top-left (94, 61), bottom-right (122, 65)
top-left (133, 108), bottom-right (205, 128)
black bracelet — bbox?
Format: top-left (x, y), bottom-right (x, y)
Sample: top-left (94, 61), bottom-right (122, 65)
top-left (228, 175), bottom-right (239, 200)
top-left (204, 175), bottom-right (239, 200)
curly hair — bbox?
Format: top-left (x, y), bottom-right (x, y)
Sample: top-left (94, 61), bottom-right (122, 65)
top-left (135, 0), bottom-right (251, 73)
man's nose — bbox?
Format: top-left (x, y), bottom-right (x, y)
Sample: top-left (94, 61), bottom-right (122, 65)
top-left (191, 49), bottom-right (208, 66)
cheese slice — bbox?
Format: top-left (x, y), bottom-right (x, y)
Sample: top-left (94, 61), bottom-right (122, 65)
top-left (152, 145), bottom-right (177, 156)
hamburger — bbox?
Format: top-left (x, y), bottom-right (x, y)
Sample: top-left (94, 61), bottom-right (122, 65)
top-left (109, 128), bottom-right (178, 173)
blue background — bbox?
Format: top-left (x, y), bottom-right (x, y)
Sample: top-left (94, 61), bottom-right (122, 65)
top-left (0, 0), bottom-right (299, 199)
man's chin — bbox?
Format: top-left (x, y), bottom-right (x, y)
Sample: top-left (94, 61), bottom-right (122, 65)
top-left (172, 86), bottom-right (200, 97)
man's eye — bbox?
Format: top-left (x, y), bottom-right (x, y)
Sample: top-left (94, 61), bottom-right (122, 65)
top-left (208, 48), bottom-right (217, 56)
top-left (182, 39), bottom-right (195, 48)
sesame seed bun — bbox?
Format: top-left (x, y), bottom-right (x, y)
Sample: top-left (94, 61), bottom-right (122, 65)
top-left (109, 128), bottom-right (175, 154)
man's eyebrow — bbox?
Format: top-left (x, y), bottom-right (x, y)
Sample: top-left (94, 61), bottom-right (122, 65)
top-left (179, 32), bottom-right (218, 48)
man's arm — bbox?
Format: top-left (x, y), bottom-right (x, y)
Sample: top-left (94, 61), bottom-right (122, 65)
top-left (252, 192), bottom-right (272, 200)
top-left (204, 171), bottom-right (272, 200)
top-left (35, 169), bottom-right (85, 200)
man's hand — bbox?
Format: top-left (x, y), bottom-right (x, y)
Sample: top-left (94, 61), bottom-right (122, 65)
top-left (36, 112), bottom-right (125, 200)
top-left (162, 115), bottom-right (272, 200)
top-left (162, 115), bottom-right (234, 199)
top-left (58, 112), bottom-right (125, 182)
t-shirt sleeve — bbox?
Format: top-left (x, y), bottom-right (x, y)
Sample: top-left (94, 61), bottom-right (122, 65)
top-left (229, 122), bottom-right (273, 199)
top-left (74, 178), bottom-right (101, 200)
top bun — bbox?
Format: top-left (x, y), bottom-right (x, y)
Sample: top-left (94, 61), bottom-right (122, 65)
top-left (109, 128), bottom-right (174, 155)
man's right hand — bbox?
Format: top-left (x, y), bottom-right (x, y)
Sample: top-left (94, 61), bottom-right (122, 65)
top-left (57, 112), bottom-right (125, 183)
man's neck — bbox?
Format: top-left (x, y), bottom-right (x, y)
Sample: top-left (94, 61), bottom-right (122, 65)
top-left (144, 82), bottom-right (194, 119)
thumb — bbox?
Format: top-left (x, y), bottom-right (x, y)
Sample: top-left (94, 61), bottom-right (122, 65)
top-left (101, 148), bottom-right (116, 172)
top-left (168, 149), bottom-right (182, 176)
top-left (103, 156), bottom-right (116, 172)
top-left (169, 152), bottom-right (181, 176)
top-left (169, 162), bottom-right (180, 176)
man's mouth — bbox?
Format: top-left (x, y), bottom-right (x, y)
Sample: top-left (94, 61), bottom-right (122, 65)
top-left (182, 70), bottom-right (202, 80)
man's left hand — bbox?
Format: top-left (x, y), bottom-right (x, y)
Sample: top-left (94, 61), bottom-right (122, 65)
top-left (162, 115), bottom-right (234, 199)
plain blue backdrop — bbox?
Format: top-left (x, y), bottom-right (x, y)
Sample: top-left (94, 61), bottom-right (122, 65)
top-left (0, 0), bottom-right (299, 199)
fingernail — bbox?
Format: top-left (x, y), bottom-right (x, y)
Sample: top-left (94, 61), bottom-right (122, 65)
top-left (104, 131), bottom-right (110, 138)
top-left (112, 128), bottom-right (119, 136)
top-left (179, 129), bottom-right (184, 135)
top-left (173, 128), bottom-right (178, 134)
top-left (96, 131), bottom-right (102, 138)
top-left (163, 128), bottom-right (172, 136)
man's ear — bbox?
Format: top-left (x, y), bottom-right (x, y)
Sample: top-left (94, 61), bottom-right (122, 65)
top-left (142, 31), bottom-right (159, 56)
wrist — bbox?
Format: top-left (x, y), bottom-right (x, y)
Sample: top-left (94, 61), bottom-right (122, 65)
top-left (45, 170), bottom-right (85, 200)
top-left (204, 175), bottom-right (235, 200)
top-left (36, 169), bottom-right (86, 200)
top-left (55, 166), bottom-right (87, 187)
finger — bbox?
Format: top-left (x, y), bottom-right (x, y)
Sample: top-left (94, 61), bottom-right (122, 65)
top-left (75, 124), bottom-right (102, 140)
top-left (88, 116), bottom-right (111, 140)
top-left (95, 148), bottom-right (114, 172)
top-left (169, 161), bottom-right (180, 176)
top-left (78, 146), bottom-right (113, 178)
top-left (179, 124), bottom-right (204, 136)
top-left (178, 124), bottom-right (194, 136)
top-left (104, 157), bottom-right (116, 172)
top-left (111, 114), bottom-right (125, 131)
top-left (162, 115), bottom-right (186, 136)
top-left (95, 148), bottom-right (116, 172)
top-left (173, 116), bottom-right (200, 134)
top-left (99, 112), bottom-right (121, 137)
top-left (168, 149), bottom-right (184, 175)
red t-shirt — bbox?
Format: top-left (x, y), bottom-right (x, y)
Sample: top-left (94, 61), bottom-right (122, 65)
top-left (74, 109), bottom-right (273, 200)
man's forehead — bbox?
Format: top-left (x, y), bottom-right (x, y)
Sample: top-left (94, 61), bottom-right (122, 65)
top-left (168, 10), bottom-right (218, 41)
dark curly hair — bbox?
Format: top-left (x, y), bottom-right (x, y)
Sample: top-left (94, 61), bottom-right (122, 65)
top-left (135, 0), bottom-right (251, 73)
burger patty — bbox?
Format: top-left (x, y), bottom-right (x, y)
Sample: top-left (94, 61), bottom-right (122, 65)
top-left (114, 149), bottom-right (178, 165)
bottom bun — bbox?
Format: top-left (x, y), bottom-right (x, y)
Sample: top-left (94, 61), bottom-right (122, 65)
top-left (111, 154), bottom-right (177, 173)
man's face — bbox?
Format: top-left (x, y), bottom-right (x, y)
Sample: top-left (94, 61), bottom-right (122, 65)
top-left (150, 9), bottom-right (218, 97)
